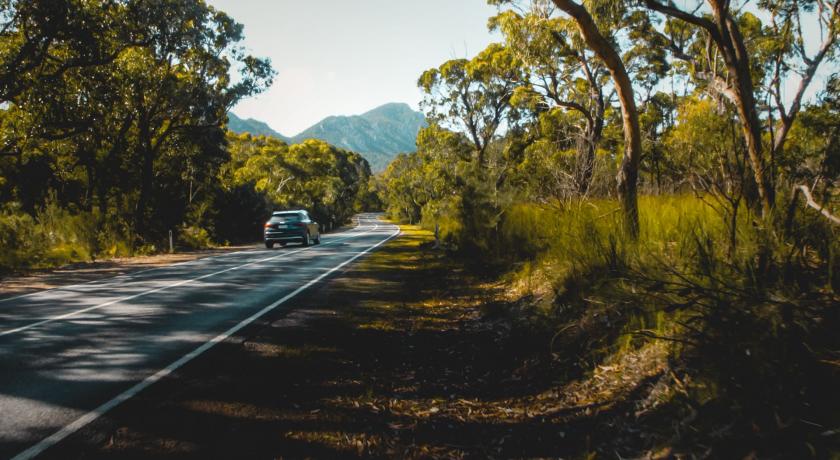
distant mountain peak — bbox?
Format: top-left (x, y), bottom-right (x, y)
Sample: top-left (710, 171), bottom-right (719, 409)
top-left (362, 102), bottom-right (414, 114)
top-left (227, 103), bottom-right (426, 171)
top-left (226, 112), bottom-right (290, 142)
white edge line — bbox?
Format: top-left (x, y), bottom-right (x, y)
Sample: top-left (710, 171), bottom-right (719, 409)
top-left (0, 249), bottom-right (256, 305)
top-left (11, 223), bottom-right (400, 460)
top-left (0, 224), bottom-right (380, 338)
top-left (0, 223), bottom-right (371, 305)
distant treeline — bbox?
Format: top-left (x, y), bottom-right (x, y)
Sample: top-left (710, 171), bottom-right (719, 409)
top-left (0, 0), bottom-right (374, 272)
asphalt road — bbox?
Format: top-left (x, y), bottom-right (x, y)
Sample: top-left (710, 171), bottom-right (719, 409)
top-left (0, 214), bottom-right (399, 459)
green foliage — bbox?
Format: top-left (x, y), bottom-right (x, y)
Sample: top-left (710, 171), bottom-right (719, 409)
top-left (379, 123), bottom-right (524, 257)
top-left (664, 98), bottom-right (732, 169)
top-left (0, 200), bottom-right (134, 273)
top-left (419, 43), bottom-right (524, 163)
top-left (0, 0), bottom-right (274, 253)
top-left (0, 205), bottom-right (41, 272)
top-left (225, 133), bottom-right (374, 232)
top-left (784, 75), bottom-right (840, 183)
top-left (491, 5), bottom-right (611, 194)
top-left (179, 225), bottom-right (213, 250)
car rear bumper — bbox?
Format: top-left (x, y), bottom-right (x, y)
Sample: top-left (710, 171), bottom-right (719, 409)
top-left (264, 231), bottom-right (306, 242)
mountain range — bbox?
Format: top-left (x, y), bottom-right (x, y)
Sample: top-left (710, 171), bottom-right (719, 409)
top-left (227, 103), bottom-right (426, 171)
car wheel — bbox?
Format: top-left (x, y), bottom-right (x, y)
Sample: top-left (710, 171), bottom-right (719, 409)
top-left (314, 233), bottom-right (321, 244)
top-left (302, 233), bottom-right (310, 247)
top-left (265, 241), bottom-right (274, 249)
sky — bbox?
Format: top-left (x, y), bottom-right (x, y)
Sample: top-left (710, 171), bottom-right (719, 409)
top-left (206, 0), bottom-right (501, 136)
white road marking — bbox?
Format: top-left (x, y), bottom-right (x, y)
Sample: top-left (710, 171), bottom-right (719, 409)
top-left (10, 222), bottom-right (400, 460)
top-left (0, 223), bottom-right (370, 305)
top-left (0, 224), bottom-right (381, 338)
top-left (0, 249), bottom-right (256, 305)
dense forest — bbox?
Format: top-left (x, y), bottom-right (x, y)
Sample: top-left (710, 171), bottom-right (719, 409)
top-left (0, 0), bottom-right (373, 272)
top-left (379, 0), bottom-right (840, 456)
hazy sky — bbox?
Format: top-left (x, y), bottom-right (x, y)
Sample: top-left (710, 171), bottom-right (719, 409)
top-left (206, 0), bottom-right (500, 136)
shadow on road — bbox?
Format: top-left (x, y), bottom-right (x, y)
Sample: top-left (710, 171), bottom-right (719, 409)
top-left (44, 226), bottom-right (656, 459)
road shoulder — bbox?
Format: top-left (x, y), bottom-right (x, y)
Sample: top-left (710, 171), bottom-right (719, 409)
top-left (47, 224), bottom-right (661, 459)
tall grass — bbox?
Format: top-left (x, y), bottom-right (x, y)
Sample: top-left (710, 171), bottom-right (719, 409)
top-left (501, 195), bottom-right (737, 275)
top-left (496, 194), bottom-right (839, 454)
top-left (496, 197), bottom-right (722, 366)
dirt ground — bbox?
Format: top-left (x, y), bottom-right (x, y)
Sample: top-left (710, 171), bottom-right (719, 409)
top-left (42, 226), bottom-right (668, 459)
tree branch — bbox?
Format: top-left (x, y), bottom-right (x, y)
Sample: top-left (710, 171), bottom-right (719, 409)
top-left (643, 0), bottom-right (721, 43)
top-left (786, 184), bottom-right (840, 230)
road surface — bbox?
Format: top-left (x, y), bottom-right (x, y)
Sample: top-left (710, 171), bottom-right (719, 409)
top-left (0, 214), bottom-right (399, 459)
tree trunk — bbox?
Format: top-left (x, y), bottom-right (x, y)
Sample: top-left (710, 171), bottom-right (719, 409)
top-left (81, 149), bottom-right (96, 213)
top-left (135, 114), bottom-right (153, 238)
top-left (643, 0), bottom-right (776, 217)
top-left (576, 94), bottom-right (605, 195)
top-left (771, 18), bottom-right (837, 168)
top-left (552, 0), bottom-right (641, 236)
top-left (714, 9), bottom-right (774, 216)
top-left (575, 126), bottom-right (596, 195)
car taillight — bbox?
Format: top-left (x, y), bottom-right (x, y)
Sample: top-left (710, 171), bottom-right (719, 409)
top-left (293, 222), bottom-right (305, 227)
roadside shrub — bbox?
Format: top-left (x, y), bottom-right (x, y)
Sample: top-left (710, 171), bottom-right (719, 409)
top-left (419, 195), bottom-right (464, 251)
top-left (0, 201), bottom-right (137, 273)
top-left (0, 204), bottom-right (43, 272)
top-left (95, 216), bottom-right (133, 259)
top-left (37, 200), bottom-right (96, 264)
top-left (179, 225), bottom-right (213, 249)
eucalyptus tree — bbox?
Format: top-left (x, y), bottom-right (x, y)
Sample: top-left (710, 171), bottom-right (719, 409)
top-left (119, 0), bottom-right (273, 236)
top-left (0, 0), bottom-right (145, 104)
top-left (228, 135), bottom-right (371, 230)
top-left (547, 0), bottom-right (643, 235)
top-left (418, 43), bottom-right (525, 166)
top-left (0, 0), bottom-right (273, 243)
top-left (284, 140), bottom-right (364, 229)
top-left (490, 3), bottom-right (610, 194)
top-left (641, 0), bottom-right (840, 217)
top-left (379, 152), bottom-right (426, 224)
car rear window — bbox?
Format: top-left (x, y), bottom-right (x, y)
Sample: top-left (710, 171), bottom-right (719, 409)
top-left (270, 213), bottom-right (302, 223)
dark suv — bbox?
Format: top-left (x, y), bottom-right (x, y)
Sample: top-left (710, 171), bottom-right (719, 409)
top-left (263, 210), bottom-right (321, 248)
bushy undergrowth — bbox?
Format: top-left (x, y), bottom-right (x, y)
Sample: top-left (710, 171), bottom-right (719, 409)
top-left (0, 202), bottom-right (130, 273)
top-left (445, 194), bottom-right (839, 456)
top-left (179, 225), bottom-right (214, 250)
top-left (0, 207), bottom-right (42, 271)
top-left (0, 201), bottom-right (224, 274)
